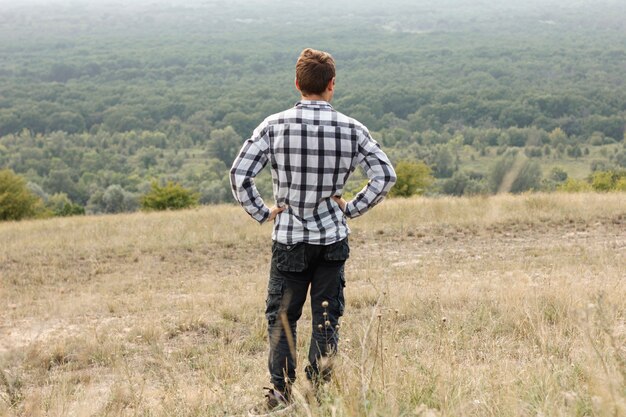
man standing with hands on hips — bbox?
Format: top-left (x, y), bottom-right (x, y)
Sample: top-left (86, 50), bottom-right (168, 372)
top-left (230, 48), bottom-right (396, 415)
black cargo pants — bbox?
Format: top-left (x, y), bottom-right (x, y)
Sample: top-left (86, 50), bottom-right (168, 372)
top-left (265, 237), bottom-right (349, 391)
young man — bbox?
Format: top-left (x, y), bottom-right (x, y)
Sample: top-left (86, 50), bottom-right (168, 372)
top-left (230, 48), bottom-right (396, 414)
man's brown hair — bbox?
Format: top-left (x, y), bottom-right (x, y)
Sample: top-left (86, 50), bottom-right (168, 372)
top-left (295, 48), bottom-right (335, 96)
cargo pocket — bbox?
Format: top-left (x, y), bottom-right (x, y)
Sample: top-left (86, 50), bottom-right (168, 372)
top-left (324, 238), bottom-right (350, 262)
top-left (265, 275), bottom-right (284, 326)
top-left (338, 267), bottom-right (346, 317)
top-left (274, 242), bottom-right (307, 272)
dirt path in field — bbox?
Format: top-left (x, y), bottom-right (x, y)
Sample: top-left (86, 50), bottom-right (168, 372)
top-left (353, 214), bottom-right (626, 268)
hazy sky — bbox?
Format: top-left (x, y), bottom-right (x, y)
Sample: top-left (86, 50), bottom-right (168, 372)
top-left (1, 0), bottom-right (623, 28)
top-left (0, 0), bottom-right (621, 5)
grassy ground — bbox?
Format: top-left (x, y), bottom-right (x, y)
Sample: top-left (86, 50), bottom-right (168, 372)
top-left (0, 193), bottom-right (625, 416)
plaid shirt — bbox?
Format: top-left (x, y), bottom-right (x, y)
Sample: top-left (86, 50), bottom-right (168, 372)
top-left (230, 100), bottom-right (396, 245)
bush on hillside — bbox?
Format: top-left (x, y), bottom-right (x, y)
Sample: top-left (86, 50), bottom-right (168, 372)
top-left (441, 171), bottom-right (488, 196)
top-left (0, 169), bottom-right (44, 221)
top-left (47, 193), bottom-right (85, 217)
top-left (86, 185), bottom-right (138, 214)
top-left (591, 170), bottom-right (626, 191)
top-left (556, 170), bottom-right (626, 192)
top-left (140, 181), bottom-right (199, 211)
top-left (557, 178), bottom-right (592, 192)
top-left (103, 185), bottom-right (138, 213)
top-left (388, 160), bottom-right (433, 197)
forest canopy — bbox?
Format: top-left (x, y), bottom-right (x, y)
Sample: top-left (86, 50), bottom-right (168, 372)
top-left (0, 0), bottom-right (624, 214)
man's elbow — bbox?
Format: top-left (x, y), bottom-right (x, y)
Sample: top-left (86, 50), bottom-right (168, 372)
top-left (389, 172), bottom-right (397, 186)
top-left (229, 167), bottom-right (245, 189)
top-left (386, 169), bottom-right (397, 190)
top-left (369, 172), bottom-right (396, 197)
top-left (229, 165), bottom-right (238, 181)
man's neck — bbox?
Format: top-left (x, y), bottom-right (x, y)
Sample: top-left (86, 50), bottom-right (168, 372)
top-left (301, 93), bottom-right (331, 102)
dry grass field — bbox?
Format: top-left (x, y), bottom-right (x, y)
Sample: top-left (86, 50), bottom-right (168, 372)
top-left (1, 193), bottom-right (625, 417)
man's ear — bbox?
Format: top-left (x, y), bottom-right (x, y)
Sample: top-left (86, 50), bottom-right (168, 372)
top-left (326, 77), bottom-right (335, 92)
top-left (295, 77), bottom-right (301, 92)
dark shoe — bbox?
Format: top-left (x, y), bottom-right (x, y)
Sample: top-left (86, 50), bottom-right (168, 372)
top-left (305, 363), bottom-right (332, 387)
top-left (247, 387), bottom-right (295, 416)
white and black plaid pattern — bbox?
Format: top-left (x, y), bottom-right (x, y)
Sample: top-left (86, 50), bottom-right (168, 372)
top-left (230, 100), bottom-right (396, 245)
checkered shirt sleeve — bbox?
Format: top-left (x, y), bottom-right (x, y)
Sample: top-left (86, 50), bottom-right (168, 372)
top-left (229, 121), bottom-right (271, 223)
top-left (343, 130), bottom-right (396, 219)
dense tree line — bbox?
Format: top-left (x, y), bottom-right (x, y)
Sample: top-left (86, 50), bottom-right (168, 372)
top-left (0, 0), bottom-right (625, 214)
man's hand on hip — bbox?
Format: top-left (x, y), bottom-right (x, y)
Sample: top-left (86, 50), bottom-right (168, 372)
top-left (268, 205), bottom-right (287, 222)
top-left (331, 195), bottom-right (347, 212)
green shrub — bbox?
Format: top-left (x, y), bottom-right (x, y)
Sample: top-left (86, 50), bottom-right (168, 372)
top-left (542, 167), bottom-right (569, 191)
top-left (591, 170), bottom-right (626, 191)
top-left (47, 193), bottom-right (85, 217)
top-left (140, 181), bottom-right (199, 211)
top-left (441, 172), bottom-right (470, 196)
top-left (102, 185), bottom-right (138, 213)
top-left (441, 171), bottom-right (488, 196)
top-left (557, 178), bottom-right (592, 192)
top-left (389, 160), bottom-right (433, 197)
top-left (557, 170), bottom-right (626, 192)
top-left (549, 167), bottom-right (568, 182)
top-left (0, 169), bottom-right (44, 221)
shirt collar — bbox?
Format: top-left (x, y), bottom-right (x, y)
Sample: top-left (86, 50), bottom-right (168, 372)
top-left (295, 100), bottom-right (334, 110)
